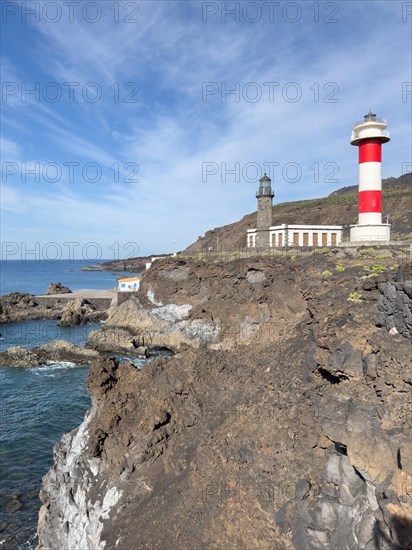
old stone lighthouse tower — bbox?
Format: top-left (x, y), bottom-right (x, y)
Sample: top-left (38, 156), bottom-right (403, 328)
top-left (255, 173), bottom-right (274, 247)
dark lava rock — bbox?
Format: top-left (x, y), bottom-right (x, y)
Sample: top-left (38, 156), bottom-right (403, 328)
top-left (377, 281), bottom-right (412, 339)
top-left (58, 298), bottom-right (105, 327)
top-left (32, 340), bottom-right (99, 365)
top-left (0, 292), bottom-right (62, 323)
top-left (0, 346), bottom-right (44, 367)
top-left (87, 326), bottom-right (138, 352)
top-left (36, 256), bottom-right (412, 550)
top-left (0, 341), bottom-right (100, 367)
top-left (45, 282), bottom-right (72, 295)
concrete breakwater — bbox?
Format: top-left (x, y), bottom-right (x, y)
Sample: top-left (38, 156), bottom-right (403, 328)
top-left (35, 289), bottom-right (116, 309)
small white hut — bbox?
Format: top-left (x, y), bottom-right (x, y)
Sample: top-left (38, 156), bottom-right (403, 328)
top-left (117, 276), bottom-right (140, 292)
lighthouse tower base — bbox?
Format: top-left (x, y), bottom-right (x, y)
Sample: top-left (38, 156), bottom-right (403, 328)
top-left (350, 224), bottom-right (390, 243)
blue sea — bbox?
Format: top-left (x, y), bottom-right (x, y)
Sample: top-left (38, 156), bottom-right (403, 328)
top-left (0, 261), bottom-right (142, 549)
top-left (0, 259), bottom-right (138, 296)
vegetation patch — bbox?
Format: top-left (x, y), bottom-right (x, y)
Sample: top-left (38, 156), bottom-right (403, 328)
top-left (348, 292), bottom-right (363, 302)
top-left (358, 247), bottom-right (381, 258)
top-left (360, 273), bottom-right (380, 279)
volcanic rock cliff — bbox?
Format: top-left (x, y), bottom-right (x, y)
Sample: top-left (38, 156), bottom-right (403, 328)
top-left (37, 252), bottom-right (412, 549)
top-left (86, 254), bottom-right (309, 352)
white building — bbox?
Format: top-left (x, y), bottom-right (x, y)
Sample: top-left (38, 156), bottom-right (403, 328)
top-left (248, 173), bottom-right (344, 249)
top-left (247, 224), bottom-right (343, 248)
top-left (146, 256), bottom-right (159, 271)
top-left (145, 256), bottom-right (167, 270)
top-left (247, 112), bottom-right (392, 248)
top-left (117, 276), bottom-right (140, 292)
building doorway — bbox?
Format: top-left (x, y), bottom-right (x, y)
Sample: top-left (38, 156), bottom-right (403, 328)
top-left (322, 233), bottom-right (327, 246)
top-left (331, 233), bottom-right (337, 246)
top-left (293, 232), bottom-right (299, 246)
top-left (303, 232), bottom-right (309, 246)
top-left (278, 233), bottom-right (283, 247)
top-left (313, 233), bottom-right (318, 246)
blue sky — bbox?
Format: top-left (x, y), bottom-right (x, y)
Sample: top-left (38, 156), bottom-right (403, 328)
top-left (1, 0), bottom-right (411, 259)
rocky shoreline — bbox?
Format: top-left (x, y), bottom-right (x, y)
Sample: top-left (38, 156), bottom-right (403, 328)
top-left (34, 252), bottom-right (411, 549)
top-left (0, 291), bottom-right (109, 326)
top-left (80, 256), bottom-right (154, 273)
top-left (0, 336), bottom-right (152, 368)
top-left (0, 283), bottom-right (150, 366)
top-left (0, 341), bottom-right (100, 367)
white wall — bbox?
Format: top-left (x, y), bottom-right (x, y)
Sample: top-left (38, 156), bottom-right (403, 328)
top-left (118, 280), bottom-right (140, 292)
top-left (251, 225), bottom-right (344, 247)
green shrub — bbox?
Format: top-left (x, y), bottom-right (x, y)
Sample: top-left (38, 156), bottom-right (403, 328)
top-left (336, 264), bottom-right (345, 272)
top-left (322, 270), bottom-right (332, 277)
top-left (348, 291), bottom-right (363, 301)
top-left (360, 273), bottom-right (380, 279)
top-left (358, 247), bottom-right (381, 258)
top-left (371, 265), bottom-right (388, 272)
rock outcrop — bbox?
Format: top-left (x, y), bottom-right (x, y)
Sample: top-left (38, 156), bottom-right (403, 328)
top-left (86, 327), bottom-right (149, 357)
top-left (45, 282), bottom-right (72, 295)
top-left (0, 293), bottom-right (109, 325)
top-left (0, 346), bottom-right (44, 367)
top-left (88, 256), bottom-right (309, 351)
top-left (0, 293), bottom-right (63, 323)
top-left (94, 294), bottom-right (219, 350)
top-left (58, 298), bottom-right (106, 327)
top-left (0, 340), bottom-right (100, 367)
top-left (377, 280), bottom-right (412, 339)
top-left (32, 340), bottom-right (100, 365)
top-left (37, 255), bottom-right (412, 549)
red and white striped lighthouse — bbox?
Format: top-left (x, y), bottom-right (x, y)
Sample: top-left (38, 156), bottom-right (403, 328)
top-left (350, 112), bottom-right (391, 242)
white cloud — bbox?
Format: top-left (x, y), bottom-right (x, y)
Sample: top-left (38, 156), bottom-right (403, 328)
top-left (0, 138), bottom-right (22, 160)
top-left (1, 0), bottom-right (410, 255)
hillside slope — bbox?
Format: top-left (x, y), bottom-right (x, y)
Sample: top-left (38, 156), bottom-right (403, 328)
top-left (185, 173), bottom-right (412, 253)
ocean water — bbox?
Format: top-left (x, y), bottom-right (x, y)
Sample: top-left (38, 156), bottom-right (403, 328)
top-left (0, 323), bottom-right (96, 549)
top-left (0, 259), bottom-right (139, 296)
top-left (0, 261), bottom-right (144, 549)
